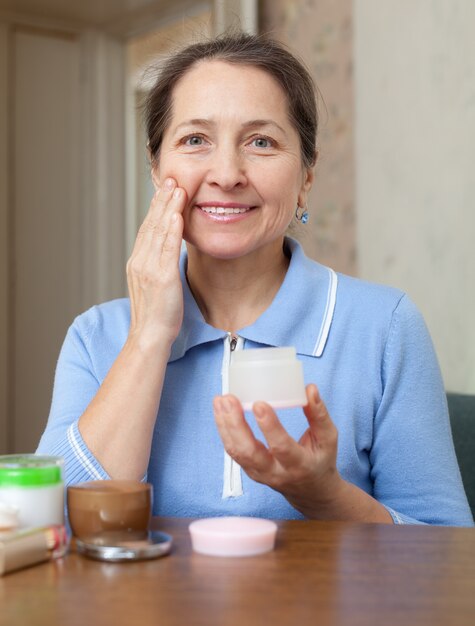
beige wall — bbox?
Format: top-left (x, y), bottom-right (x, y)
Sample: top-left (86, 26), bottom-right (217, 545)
top-left (11, 29), bottom-right (84, 452)
top-left (354, 1), bottom-right (475, 393)
top-left (0, 22), bottom-right (128, 453)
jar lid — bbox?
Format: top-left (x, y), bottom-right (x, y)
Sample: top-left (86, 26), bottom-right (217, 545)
top-left (189, 517), bottom-right (278, 557)
top-left (0, 455), bottom-right (63, 487)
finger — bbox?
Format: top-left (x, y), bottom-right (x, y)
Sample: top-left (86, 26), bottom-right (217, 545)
top-left (129, 190), bottom-right (165, 260)
top-left (147, 186), bottom-right (186, 257)
top-left (142, 178), bottom-right (180, 228)
top-left (213, 396), bottom-right (273, 471)
top-left (253, 402), bottom-right (304, 470)
top-left (214, 395), bottom-right (255, 449)
top-left (302, 384), bottom-right (338, 446)
top-left (132, 182), bottom-right (185, 262)
top-left (126, 206), bottom-right (183, 298)
top-left (158, 211), bottom-right (184, 270)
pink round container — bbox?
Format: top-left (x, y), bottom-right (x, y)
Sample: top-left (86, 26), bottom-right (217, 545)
top-left (189, 517), bottom-right (277, 557)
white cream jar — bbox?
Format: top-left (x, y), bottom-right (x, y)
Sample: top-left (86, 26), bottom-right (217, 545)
top-left (0, 455), bottom-right (64, 528)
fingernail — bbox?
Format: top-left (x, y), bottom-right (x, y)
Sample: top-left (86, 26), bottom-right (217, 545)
top-left (165, 178), bottom-right (174, 190)
top-left (173, 188), bottom-right (181, 199)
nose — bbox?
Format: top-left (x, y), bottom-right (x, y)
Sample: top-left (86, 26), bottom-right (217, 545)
top-left (205, 144), bottom-right (247, 190)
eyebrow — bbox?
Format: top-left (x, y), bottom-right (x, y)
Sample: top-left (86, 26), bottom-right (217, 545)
top-left (173, 118), bottom-right (288, 135)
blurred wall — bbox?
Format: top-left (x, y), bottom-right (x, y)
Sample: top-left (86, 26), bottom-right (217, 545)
top-left (262, 0), bottom-right (475, 393)
top-left (0, 21), bottom-right (126, 453)
top-left (354, 1), bottom-right (475, 393)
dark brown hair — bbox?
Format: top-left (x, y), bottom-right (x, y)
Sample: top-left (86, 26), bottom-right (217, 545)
top-left (144, 32), bottom-right (318, 168)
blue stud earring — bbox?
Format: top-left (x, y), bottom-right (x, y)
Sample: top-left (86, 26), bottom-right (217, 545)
top-left (296, 205), bottom-right (309, 224)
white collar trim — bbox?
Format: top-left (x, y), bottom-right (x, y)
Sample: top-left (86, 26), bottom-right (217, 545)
top-left (313, 268), bottom-right (338, 357)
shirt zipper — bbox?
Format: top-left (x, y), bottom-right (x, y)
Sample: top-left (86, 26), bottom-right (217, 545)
top-left (221, 332), bottom-right (244, 498)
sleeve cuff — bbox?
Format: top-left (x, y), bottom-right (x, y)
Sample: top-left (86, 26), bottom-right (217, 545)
top-left (383, 504), bottom-right (428, 525)
top-left (49, 421), bottom-right (110, 485)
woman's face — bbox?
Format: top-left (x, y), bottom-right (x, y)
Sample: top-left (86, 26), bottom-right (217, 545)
top-left (155, 60), bottom-right (314, 261)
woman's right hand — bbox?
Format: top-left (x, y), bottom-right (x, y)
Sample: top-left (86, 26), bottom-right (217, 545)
top-left (126, 177), bottom-right (186, 350)
top-left (75, 177), bottom-right (186, 479)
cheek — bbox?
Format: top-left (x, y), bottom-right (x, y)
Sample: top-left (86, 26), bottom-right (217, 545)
top-left (159, 162), bottom-right (202, 204)
top-left (260, 174), bottom-right (299, 214)
top-left (259, 160), bottom-right (303, 196)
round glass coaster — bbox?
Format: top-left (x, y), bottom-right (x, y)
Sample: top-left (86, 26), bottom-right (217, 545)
top-left (75, 529), bottom-right (173, 562)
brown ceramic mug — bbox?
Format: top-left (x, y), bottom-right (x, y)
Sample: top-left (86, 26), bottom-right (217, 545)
top-left (67, 480), bottom-right (152, 539)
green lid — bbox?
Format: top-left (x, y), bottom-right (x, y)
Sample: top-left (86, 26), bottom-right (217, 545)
top-left (0, 455), bottom-right (63, 487)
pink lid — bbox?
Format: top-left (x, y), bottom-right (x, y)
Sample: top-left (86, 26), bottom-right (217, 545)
top-left (189, 516), bottom-right (277, 557)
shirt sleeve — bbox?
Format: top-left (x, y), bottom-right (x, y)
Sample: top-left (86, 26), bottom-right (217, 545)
top-left (36, 312), bottom-right (111, 485)
top-left (370, 295), bottom-right (474, 526)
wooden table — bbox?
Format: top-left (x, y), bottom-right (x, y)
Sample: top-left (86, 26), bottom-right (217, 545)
top-left (1, 518), bottom-right (474, 626)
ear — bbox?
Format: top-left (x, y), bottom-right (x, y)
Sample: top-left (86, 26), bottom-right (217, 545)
top-left (298, 164), bottom-right (315, 208)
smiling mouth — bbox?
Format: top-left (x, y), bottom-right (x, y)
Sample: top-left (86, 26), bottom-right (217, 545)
top-left (198, 206), bottom-right (252, 215)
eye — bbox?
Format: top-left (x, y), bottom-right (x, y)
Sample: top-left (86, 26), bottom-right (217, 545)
top-left (250, 136), bottom-right (274, 149)
top-left (184, 135), bottom-right (204, 146)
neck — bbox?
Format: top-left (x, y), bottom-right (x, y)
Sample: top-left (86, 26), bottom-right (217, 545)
top-left (186, 239), bottom-right (290, 332)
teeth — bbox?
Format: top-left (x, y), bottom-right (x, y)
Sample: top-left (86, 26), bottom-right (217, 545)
top-left (200, 206), bottom-right (250, 214)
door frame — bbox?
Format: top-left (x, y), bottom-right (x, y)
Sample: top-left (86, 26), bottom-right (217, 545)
top-left (0, 21), bottom-right (10, 452)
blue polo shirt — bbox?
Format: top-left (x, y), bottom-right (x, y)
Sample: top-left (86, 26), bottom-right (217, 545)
top-left (37, 238), bottom-right (474, 526)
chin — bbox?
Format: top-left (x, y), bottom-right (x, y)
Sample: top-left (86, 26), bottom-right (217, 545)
top-left (184, 233), bottom-right (255, 261)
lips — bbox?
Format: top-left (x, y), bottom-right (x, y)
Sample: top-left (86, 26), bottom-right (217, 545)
top-left (200, 206), bottom-right (250, 215)
top-left (194, 202), bottom-right (256, 216)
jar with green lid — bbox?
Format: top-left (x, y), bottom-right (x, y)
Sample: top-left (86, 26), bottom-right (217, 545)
top-left (0, 455), bottom-right (64, 529)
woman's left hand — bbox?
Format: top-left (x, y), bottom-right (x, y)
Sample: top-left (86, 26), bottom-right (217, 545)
top-left (213, 384), bottom-right (345, 518)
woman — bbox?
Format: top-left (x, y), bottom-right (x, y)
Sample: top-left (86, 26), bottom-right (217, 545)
top-left (37, 33), bottom-right (473, 525)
